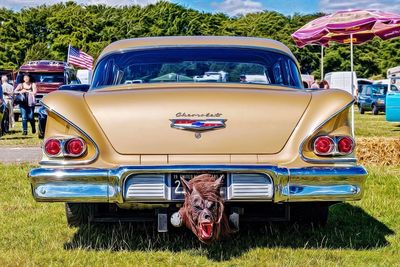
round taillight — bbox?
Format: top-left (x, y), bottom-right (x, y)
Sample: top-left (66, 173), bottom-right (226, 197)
top-left (314, 136), bottom-right (334, 155)
top-left (44, 139), bottom-right (61, 156)
top-left (338, 136), bottom-right (354, 154)
top-left (66, 138), bottom-right (85, 156)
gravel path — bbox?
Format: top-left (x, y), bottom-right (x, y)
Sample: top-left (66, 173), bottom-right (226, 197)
top-left (0, 146), bottom-right (41, 163)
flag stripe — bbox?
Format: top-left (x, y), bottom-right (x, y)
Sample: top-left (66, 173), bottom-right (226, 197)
top-left (67, 46), bottom-right (94, 70)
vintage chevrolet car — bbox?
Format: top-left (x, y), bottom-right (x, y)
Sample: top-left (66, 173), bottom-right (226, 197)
top-left (29, 36), bottom-right (367, 233)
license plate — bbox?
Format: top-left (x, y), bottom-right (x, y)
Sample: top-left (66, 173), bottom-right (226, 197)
top-left (170, 173), bottom-right (227, 200)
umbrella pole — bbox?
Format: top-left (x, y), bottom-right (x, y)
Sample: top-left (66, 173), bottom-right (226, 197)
top-left (350, 33), bottom-right (355, 137)
top-left (321, 45), bottom-right (324, 80)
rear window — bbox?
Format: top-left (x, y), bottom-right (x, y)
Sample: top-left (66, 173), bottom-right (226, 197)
top-left (16, 72), bottom-right (64, 83)
top-left (363, 84), bottom-right (387, 95)
top-left (91, 47), bottom-right (302, 90)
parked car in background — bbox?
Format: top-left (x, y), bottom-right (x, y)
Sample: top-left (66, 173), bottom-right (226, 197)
top-left (28, 37), bottom-right (367, 238)
top-left (14, 60), bottom-right (80, 121)
top-left (324, 71), bottom-right (357, 96)
top-left (194, 71), bottom-right (228, 82)
top-left (358, 84), bottom-right (388, 115)
top-left (385, 69), bottom-right (400, 122)
top-left (357, 78), bottom-right (373, 99)
top-left (76, 69), bottom-right (92, 84)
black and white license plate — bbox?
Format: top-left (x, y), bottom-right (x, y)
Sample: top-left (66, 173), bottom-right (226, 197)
top-left (170, 173), bottom-right (227, 200)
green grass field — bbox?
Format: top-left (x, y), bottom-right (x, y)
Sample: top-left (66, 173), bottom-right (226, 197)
top-left (354, 110), bottom-right (400, 137)
top-left (0, 164), bottom-right (398, 266)
top-left (0, 121), bottom-right (41, 146)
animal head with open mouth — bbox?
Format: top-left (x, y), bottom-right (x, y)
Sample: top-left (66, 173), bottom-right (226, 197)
top-left (179, 174), bottom-right (231, 244)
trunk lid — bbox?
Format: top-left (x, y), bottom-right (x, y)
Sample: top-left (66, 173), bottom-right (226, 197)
top-left (84, 87), bottom-right (311, 155)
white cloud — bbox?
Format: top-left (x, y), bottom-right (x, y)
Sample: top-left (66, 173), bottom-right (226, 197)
top-left (211, 0), bottom-right (264, 16)
top-left (319, 0), bottom-right (400, 13)
top-left (0, 0), bottom-right (163, 9)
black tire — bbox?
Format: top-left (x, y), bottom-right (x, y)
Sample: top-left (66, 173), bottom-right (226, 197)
top-left (289, 202), bottom-right (331, 226)
top-left (14, 113), bottom-right (19, 122)
top-left (372, 105), bottom-right (379, 115)
top-left (65, 203), bottom-right (95, 227)
top-left (359, 106), bottom-right (365, 114)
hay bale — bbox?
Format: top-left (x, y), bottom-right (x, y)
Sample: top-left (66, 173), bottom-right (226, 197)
top-left (356, 137), bottom-right (400, 166)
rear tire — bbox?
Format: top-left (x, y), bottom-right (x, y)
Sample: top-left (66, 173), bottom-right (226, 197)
top-left (372, 105), bottom-right (379, 115)
top-left (289, 202), bottom-right (331, 226)
top-left (65, 203), bottom-right (95, 227)
top-left (359, 106), bottom-right (365, 114)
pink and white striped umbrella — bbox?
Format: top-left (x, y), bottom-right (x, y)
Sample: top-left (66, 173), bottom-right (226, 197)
top-left (292, 9), bottom-right (400, 47)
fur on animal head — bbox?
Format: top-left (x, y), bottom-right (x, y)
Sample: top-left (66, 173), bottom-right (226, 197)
top-left (179, 174), bottom-right (231, 244)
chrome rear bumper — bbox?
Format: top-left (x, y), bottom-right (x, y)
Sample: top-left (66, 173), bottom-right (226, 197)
top-left (28, 165), bottom-right (367, 203)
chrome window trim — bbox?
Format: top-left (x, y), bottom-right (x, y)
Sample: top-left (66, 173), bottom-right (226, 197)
top-left (39, 102), bottom-right (99, 166)
top-left (299, 100), bottom-right (357, 164)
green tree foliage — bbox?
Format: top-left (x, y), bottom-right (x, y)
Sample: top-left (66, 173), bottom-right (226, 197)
top-left (24, 42), bottom-right (52, 62)
top-left (0, 1), bottom-right (399, 79)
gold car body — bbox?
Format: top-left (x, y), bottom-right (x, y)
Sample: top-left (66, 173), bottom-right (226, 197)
top-left (29, 36), bottom-right (367, 206)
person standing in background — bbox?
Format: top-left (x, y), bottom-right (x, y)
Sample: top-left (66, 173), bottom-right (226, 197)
top-left (14, 74), bottom-right (36, 135)
top-left (311, 80), bottom-right (320, 88)
top-left (2, 75), bottom-right (15, 130)
top-left (0, 83), bottom-right (4, 135)
top-left (319, 80), bottom-right (330, 89)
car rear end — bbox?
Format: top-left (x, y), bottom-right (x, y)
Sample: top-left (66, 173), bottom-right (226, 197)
top-left (28, 37), bottom-right (367, 230)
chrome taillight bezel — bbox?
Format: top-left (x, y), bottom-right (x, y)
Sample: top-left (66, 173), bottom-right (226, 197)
top-left (313, 136), bottom-right (335, 156)
top-left (336, 136), bottom-right (355, 155)
top-left (43, 137), bottom-right (87, 158)
top-left (65, 138), bottom-right (87, 157)
top-left (43, 138), bottom-right (62, 157)
top-left (312, 135), bottom-right (355, 156)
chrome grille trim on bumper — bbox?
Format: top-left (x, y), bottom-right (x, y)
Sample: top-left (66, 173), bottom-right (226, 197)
top-left (125, 175), bottom-right (167, 200)
top-left (227, 174), bottom-right (273, 200)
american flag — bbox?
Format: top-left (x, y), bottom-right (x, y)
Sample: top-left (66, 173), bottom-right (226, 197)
top-left (67, 45), bottom-right (93, 70)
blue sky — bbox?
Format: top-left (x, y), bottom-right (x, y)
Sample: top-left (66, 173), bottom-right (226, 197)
top-left (1, 0), bottom-right (400, 16)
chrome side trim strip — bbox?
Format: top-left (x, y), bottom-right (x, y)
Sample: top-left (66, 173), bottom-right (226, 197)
top-left (39, 102), bottom-right (100, 166)
top-left (288, 166), bottom-right (367, 177)
top-left (34, 183), bottom-right (109, 202)
top-left (282, 184), bottom-right (360, 197)
top-left (299, 100), bottom-right (357, 164)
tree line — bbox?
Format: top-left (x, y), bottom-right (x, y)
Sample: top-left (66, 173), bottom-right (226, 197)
top-left (0, 1), bottom-right (399, 79)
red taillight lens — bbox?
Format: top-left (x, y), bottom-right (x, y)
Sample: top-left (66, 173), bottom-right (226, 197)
top-left (313, 136), bottom-right (334, 155)
top-left (65, 138), bottom-right (85, 156)
top-left (44, 139), bottom-right (61, 156)
top-left (338, 136), bottom-right (354, 154)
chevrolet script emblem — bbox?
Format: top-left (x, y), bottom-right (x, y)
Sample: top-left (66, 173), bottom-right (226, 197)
top-left (170, 119), bottom-right (227, 131)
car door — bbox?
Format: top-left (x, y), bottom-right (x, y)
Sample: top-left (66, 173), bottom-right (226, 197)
top-left (359, 86), bottom-right (369, 109)
top-left (365, 87), bottom-right (374, 109)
